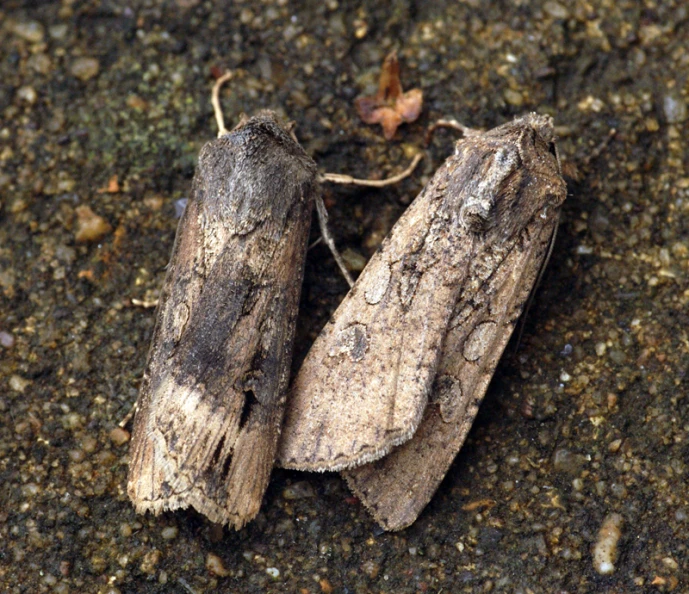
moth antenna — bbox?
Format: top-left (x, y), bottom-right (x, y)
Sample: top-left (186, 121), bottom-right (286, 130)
top-left (318, 153), bottom-right (422, 287)
top-left (211, 71), bottom-right (235, 138)
top-left (315, 196), bottom-right (355, 287)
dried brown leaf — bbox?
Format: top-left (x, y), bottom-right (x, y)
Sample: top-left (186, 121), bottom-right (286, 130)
top-left (355, 51), bottom-right (423, 140)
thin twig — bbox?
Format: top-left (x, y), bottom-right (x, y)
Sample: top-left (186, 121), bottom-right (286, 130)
top-left (321, 153), bottom-right (423, 187)
top-left (425, 119), bottom-right (482, 146)
top-left (211, 71), bottom-right (235, 137)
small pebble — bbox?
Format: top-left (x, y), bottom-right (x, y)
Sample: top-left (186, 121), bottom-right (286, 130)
top-left (27, 53), bottom-right (52, 75)
top-left (9, 375), bottom-right (30, 393)
top-left (63, 413), bottom-right (84, 430)
top-left (49, 24), bottom-right (69, 40)
top-left (206, 553), bottom-right (230, 577)
top-left (109, 427), bottom-right (130, 446)
top-left (0, 331), bottom-right (15, 348)
top-left (341, 248), bottom-right (367, 273)
top-left (664, 94), bottom-right (687, 124)
top-left (593, 513), bottom-right (623, 575)
top-left (81, 434), bottom-right (98, 453)
top-left (361, 560), bottom-right (380, 579)
top-left (68, 449), bottom-right (86, 462)
top-left (282, 480), bottom-right (315, 500)
top-left (143, 195), bottom-right (164, 210)
top-left (75, 205), bottom-right (111, 243)
top-left (17, 86), bottom-right (38, 105)
top-left (140, 549), bottom-right (162, 574)
top-left (70, 57), bottom-right (100, 81)
top-left (21, 483), bottom-right (40, 497)
top-left (161, 526), bottom-right (178, 540)
top-left (11, 21), bottom-right (45, 43)
top-left (552, 448), bottom-right (585, 474)
top-left (543, 1), bottom-right (569, 18)
top-left (504, 89), bottom-right (523, 106)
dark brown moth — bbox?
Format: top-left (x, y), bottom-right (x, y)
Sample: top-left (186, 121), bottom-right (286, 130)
top-left (277, 113), bottom-right (567, 530)
top-left (127, 104), bottom-right (319, 528)
top-left (127, 72), bottom-right (420, 529)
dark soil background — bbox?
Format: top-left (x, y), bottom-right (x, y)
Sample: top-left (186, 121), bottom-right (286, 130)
top-left (1, 1), bottom-right (688, 592)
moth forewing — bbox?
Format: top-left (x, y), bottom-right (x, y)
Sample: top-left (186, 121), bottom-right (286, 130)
top-left (278, 157), bottom-right (479, 472)
top-left (278, 113), bottom-right (566, 529)
top-left (343, 206), bottom-right (562, 530)
top-left (128, 113), bottom-right (318, 529)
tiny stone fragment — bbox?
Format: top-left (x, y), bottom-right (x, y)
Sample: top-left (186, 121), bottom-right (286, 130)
top-left (282, 480), bottom-right (315, 500)
top-left (543, 1), bottom-right (569, 18)
top-left (9, 374), bottom-right (30, 393)
top-left (160, 526), bottom-right (178, 540)
top-left (139, 549), bottom-right (162, 574)
top-left (109, 427), bottom-right (130, 446)
top-left (49, 24), bottom-right (68, 40)
top-left (592, 513), bottom-right (623, 575)
top-left (11, 20), bottom-right (45, 43)
top-left (553, 448), bottom-right (586, 475)
top-left (70, 57), bottom-right (100, 81)
top-left (0, 331), bottom-right (15, 348)
top-left (75, 205), bottom-right (111, 243)
top-left (206, 553), bottom-right (230, 577)
top-left (503, 89), bottom-right (523, 107)
top-left (361, 559), bottom-right (380, 579)
top-left (17, 86), bottom-right (38, 105)
top-left (663, 94), bottom-right (687, 124)
top-left (27, 53), bottom-right (52, 74)
top-left (341, 248), bottom-right (367, 273)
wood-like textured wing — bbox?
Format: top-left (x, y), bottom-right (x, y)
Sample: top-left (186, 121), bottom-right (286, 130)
top-left (278, 160), bottom-right (478, 471)
top-left (128, 113), bottom-right (317, 528)
top-left (343, 216), bottom-right (560, 530)
top-left (278, 113), bottom-right (566, 478)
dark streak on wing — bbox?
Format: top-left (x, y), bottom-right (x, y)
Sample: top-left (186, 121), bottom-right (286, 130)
top-left (128, 113), bottom-right (318, 528)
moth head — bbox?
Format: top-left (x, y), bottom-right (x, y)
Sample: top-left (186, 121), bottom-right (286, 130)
top-left (517, 114), bottom-right (563, 172)
top-left (459, 145), bottom-right (520, 234)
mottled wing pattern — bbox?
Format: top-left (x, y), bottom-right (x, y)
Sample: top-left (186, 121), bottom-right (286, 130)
top-left (128, 114), bottom-right (317, 528)
top-left (278, 114), bottom-right (563, 473)
top-left (343, 216), bottom-right (559, 530)
top-left (341, 113), bottom-right (567, 529)
top-left (277, 158), bottom-right (481, 472)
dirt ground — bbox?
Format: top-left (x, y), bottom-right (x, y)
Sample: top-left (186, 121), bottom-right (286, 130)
top-left (1, 1), bottom-right (688, 592)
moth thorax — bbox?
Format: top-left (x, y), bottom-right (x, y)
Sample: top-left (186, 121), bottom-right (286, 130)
top-left (460, 195), bottom-right (494, 233)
